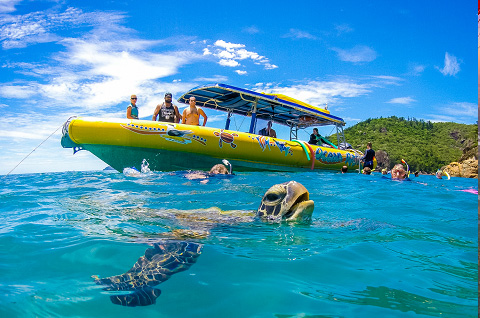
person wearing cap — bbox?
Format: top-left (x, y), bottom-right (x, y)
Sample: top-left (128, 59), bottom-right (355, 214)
top-left (182, 96), bottom-right (208, 126)
top-left (258, 121), bottom-right (277, 138)
top-left (127, 94), bottom-right (139, 119)
top-left (152, 92), bottom-right (181, 123)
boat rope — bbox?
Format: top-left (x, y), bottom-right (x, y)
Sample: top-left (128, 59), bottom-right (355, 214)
top-left (3, 124), bottom-right (63, 178)
top-left (233, 112), bottom-right (247, 131)
top-left (292, 139), bottom-right (315, 170)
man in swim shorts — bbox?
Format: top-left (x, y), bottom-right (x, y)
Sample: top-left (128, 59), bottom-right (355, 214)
top-left (182, 96), bottom-right (208, 126)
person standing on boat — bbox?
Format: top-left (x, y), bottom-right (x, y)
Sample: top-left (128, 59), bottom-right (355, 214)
top-left (152, 92), bottom-right (181, 123)
top-left (309, 128), bottom-right (320, 145)
top-left (361, 142), bottom-right (375, 169)
top-left (259, 121), bottom-right (277, 138)
top-left (127, 94), bottom-right (139, 119)
top-left (182, 96), bottom-right (208, 126)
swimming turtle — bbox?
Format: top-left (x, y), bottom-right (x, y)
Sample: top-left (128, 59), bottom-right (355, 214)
top-left (93, 181), bottom-right (314, 307)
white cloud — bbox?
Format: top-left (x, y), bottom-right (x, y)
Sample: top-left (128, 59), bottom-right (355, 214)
top-left (219, 59), bottom-right (240, 67)
top-left (436, 52), bottom-right (460, 76)
top-left (193, 75), bottom-right (229, 82)
top-left (235, 70), bottom-right (247, 75)
top-left (441, 102), bottom-right (477, 117)
top-left (331, 45), bottom-right (377, 63)
top-left (0, 129), bottom-right (46, 140)
top-left (203, 39), bottom-right (277, 71)
top-left (254, 79), bottom-right (372, 108)
top-left (243, 26), bottom-right (260, 34)
top-left (0, 7), bottom-right (126, 49)
top-left (0, 84), bottom-right (37, 98)
top-left (369, 75), bottom-right (403, 86)
top-left (283, 28), bottom-right (317, 40)
top-left (0, 0), bottom-right (21, 13)
top-left (408, 64), bottom-right (426, 76)
top-left (387, 97), bottom-right (416, 104)
top-left (214, 40), bottom-right (244, 51)
top-left (427, 102), bottom-right (477, 123)
top-left (334, 24), bottom-right (353, 35)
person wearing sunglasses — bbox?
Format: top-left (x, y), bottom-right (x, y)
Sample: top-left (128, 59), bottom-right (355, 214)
top-left (127, 95), bottom-right (139, 119)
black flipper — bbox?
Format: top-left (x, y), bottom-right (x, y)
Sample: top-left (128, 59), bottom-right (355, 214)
top-left (110, 286), bottom-right (161, 307)
top-left (94, 241), bottom-right (202, 306)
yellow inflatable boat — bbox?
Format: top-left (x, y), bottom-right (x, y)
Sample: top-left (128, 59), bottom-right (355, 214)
top-left (61, 83), bottom-right (372, 172)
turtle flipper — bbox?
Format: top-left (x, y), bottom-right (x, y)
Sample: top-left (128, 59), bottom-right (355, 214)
top-left (94, 241), bottom-right (202, 305)
top-left (110, 286), bottom-right (161, 307)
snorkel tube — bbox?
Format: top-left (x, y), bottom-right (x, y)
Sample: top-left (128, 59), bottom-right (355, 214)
top-left (401, 159), bottom-right (410, 178)
top-left (222, 159), bottom-right (233, 174)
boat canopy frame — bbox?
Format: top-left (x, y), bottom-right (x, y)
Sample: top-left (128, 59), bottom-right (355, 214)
top-left (177, 83), bottom-right (346, 142)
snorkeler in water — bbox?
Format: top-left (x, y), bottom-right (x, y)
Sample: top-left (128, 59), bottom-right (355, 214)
top-left (391, 164), bottom-right (407, 180)
top-left (183, 160), bottom-right (234, 184)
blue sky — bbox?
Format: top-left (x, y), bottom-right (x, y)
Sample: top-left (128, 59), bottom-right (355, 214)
top-left (0, 0), bottom-right (477, 174)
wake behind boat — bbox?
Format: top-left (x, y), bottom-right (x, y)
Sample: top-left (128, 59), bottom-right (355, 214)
top-left (61, 83), bottom-right (372, 172)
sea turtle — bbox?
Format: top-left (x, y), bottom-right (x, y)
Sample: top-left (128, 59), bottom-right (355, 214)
top-left (93, 181), bottom-right (314, 307)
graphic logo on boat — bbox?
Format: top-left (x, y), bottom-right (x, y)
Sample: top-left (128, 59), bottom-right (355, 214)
top-left (250, 135), bottom-right (273, 152)
top-left (121, 123), bottom-right (207, 145)
top-left (344, 152), bottom-right (360, 166)
top-left (213, 129), bottom-right (238, 148)
top-left (274, 141), bottom-right (293, 156)
top-left (315, 148), bottom-right (343, 164)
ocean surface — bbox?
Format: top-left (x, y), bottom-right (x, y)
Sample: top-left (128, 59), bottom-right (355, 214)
top-left (0, 169), bottom-right (477, 317)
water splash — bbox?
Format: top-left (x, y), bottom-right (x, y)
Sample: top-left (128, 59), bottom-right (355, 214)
top-left (123, 167), bottom-right (141, 177)
top-left (141, 159), bottom-right (151, 174)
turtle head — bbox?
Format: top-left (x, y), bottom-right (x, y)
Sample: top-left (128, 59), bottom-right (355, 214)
top-left (257, 181), bottom-right (314, 222)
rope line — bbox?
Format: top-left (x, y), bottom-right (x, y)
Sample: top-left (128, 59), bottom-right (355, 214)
top-left (4, 124), bottom-right (63, 177)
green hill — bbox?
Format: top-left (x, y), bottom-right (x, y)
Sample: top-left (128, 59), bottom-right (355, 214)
top-left (330, 116), bottom-right (478, 173)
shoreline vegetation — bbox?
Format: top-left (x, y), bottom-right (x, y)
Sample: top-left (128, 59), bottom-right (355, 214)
top-left (329, 116), bottom-right (478, 178)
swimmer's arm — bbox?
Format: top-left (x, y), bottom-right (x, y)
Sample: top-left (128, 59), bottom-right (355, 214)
top-left (199, 108), bottom-right (207, 126)
top-left (174, 106), bottom-right (181, 123)
top-left (152, 105), bottom-right (160, 121)
top-left (181, 109), bottom-right (187, 124)
top-left (126, 106), bottom-right (134, 119)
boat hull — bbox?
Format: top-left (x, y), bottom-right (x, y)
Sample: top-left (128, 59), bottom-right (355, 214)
top-left (62, 117), bottom-right (367, 172)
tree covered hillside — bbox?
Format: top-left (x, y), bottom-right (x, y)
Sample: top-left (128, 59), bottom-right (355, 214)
top-left (331, 116), bottom-right (478, 173)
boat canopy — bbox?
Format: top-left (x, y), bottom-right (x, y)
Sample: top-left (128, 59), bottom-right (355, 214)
top-left (177, 83), bottom-right (345, 129)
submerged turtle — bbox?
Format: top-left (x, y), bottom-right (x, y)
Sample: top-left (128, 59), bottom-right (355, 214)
top-left (93, 181), bottom-right (314, 307)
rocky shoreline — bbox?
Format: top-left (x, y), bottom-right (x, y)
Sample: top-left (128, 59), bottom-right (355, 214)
top-left (443, 143), bottom-right (478, 179)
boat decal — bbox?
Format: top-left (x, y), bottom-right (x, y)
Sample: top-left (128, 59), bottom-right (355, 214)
top-left (315, 148), bottom-right (343, 164)
top-left (164, 137), bottom-right (192, 144)
top-left (274, 140), bottom-right (293, 156)
top-left (250, 135), bottom-right (273, 152)
top-left (122, 123), bottom-right (207, 146)
top-left (122, 123), bottom-right (168, 135)
top-left (213, 130), bottom-right (238, 148)
top-left (344, 152), bottom-right (360, 166)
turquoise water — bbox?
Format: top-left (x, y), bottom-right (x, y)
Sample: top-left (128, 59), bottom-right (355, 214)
top-left (0, 170), bottom-right (477, 317)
